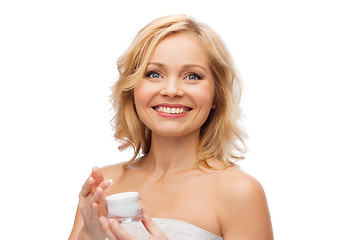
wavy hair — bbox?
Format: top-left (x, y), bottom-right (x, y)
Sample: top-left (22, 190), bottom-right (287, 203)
top-left (110, 14), bottom-right (247, 168)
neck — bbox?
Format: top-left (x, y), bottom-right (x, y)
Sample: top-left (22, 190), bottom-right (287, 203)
top-left (141, 130), bottom-right (200, 176)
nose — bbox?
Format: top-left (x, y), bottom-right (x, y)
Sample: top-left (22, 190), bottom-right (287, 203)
top-left (159, 77), bottom-right (184, 97)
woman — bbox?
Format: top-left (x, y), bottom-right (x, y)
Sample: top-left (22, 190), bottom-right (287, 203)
top-left (69, 15), bottom-right (273, 240)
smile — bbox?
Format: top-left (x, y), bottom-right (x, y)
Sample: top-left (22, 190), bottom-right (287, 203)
top-left (155, 106), bottom-right (190, 114)
top-left (152, 104), bottom-right (192, 115)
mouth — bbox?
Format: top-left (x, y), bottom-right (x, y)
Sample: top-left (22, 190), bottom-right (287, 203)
top-left (152, 104), bottom-right (192, 115)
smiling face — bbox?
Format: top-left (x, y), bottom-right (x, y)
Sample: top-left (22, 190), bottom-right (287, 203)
top-left (133, 31), bottom-right (215, 138)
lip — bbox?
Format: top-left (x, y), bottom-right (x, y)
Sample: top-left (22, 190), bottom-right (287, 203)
top-left (152, 103), bottom-right (192, 119)
top-left (152, 103), bottom-right (192, 110)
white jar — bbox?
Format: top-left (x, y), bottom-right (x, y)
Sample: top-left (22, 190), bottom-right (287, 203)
top-left (105, 192), bottom-right (143, 223)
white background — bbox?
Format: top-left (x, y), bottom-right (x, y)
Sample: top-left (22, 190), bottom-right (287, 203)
top-left (1, 0), bottom-right (338, 239)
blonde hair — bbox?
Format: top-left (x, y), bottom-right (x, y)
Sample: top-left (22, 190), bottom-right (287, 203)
top-left (110, 14), bottom-right (247, 168)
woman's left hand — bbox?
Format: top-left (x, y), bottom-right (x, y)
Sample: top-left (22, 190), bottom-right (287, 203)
top-left (99, 208), bottom-right (169, 240)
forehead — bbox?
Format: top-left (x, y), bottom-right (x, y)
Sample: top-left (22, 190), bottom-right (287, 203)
top-left (148, 32), bottom-right (210, 68)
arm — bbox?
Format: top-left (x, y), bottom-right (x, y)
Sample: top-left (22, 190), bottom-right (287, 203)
top-left (220, 175), bottom-right (273, 240)
top-left (69, 205), bottom-right (83, 240)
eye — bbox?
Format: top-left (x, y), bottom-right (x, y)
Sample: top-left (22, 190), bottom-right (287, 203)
top-left (186, 73), bottom-right (202, 81)
top-left (145, 71), bottom-right (161, 79)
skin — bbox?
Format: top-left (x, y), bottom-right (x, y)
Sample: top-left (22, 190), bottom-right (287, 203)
top-left (69, 32), bottom-right (273, 240)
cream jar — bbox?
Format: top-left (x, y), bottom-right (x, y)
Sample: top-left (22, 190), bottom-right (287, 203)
top-left (105, 192), bottom-right (143, 223)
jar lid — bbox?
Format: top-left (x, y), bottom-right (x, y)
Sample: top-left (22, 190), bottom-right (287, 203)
top-left (105, 192), bottom-right (139, 204)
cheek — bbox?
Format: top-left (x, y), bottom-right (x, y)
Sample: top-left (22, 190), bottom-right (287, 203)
top-left (134, 81), bottom-right (149, 101)
top-left (134, 86), bottom-right (145, 114)
top-left (133, 84), bottom-right (143, 106)
top-left (193, 84), bottom-right (215, 108)
top-left (133, 81), bottom-right (155, 115)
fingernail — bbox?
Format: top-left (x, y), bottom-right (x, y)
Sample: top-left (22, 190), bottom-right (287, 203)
top-left (99, 217), bottom-right (105, 225)
top-left (109, 218), bottom-right (118, 226)
top-left (87, 177), bottom-right (94, 185)
top-left (108, 179), bottom-right (113, 185)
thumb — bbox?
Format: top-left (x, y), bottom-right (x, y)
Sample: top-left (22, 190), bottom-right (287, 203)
top-left (141, 207), bottom-right (166, 239)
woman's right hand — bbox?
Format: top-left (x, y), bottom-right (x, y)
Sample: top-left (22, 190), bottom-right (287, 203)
top-left (78, 167), bottom-right (112, 240)
top-left (99, 207), bottom-right (169, 240)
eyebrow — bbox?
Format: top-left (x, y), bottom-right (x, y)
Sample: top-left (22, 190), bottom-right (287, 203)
top-left (147, 62), bottom-right (208, 72)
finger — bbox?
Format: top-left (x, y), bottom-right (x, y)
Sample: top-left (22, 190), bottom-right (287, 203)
top-left (92, 202), bottom-right (101, 219)
top-left (92, 179), bottom-right (113, 202)
top-left (88, 180), bottom-right (113, 213)
top-left (98, 179), bottom-right (113, 193)
top-left (91, 166), bottom-right (104, 188)
top-left (92, 187), bottom-right (105, 203)
top-left (141, 207), bottom-right (156, 233)
top-left (142, 208), bottom-right (165, 239)
top-left (99, 217), bottom-right (118, 240)
top-left (108, 218), bottom-right (137, 240)
top-left (80, 176), bottom-right (95, 197)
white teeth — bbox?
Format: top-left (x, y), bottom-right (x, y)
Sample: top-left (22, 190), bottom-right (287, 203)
top-left (155, 107), bottom-right (189, 114)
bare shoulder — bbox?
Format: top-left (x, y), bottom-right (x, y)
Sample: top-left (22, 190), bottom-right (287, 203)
top-left (212, 166), bottom-right (265, 199)
top-left (210, 166), bottom-right (274, 239)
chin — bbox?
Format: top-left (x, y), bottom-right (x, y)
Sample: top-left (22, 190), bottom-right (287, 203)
top-left (150, 127), bottom-right (199, 138)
